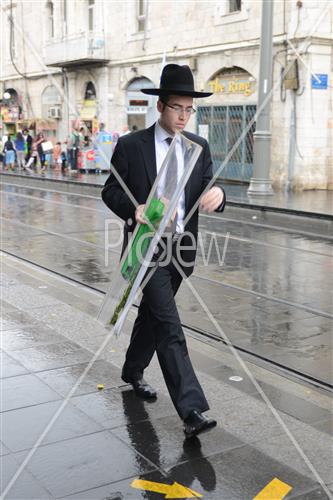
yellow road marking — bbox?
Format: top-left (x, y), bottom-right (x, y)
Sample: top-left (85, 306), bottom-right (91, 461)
top-left (253, 477), bottom-right (293, 500)
top-left (131, 478), bottom-right (203, 498)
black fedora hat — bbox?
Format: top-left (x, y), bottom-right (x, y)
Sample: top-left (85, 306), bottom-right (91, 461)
top-left (141, 64), bottom-right (212, 98)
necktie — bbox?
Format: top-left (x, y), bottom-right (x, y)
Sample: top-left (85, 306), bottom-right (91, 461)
top-left (165, 137), bottom-right (178, 232)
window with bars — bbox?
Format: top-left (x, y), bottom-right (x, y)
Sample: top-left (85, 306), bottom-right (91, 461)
top-left (197, 104), bottom-right (256, 182)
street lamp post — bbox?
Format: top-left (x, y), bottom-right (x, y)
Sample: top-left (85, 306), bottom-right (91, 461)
top-left (248, 0), bottom-right (274, 195)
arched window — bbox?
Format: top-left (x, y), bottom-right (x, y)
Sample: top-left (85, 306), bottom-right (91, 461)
top-left (126, 77), bottom-right (156, 130)
top-left (126, 77), bottom-right (153, 92)
top-left (3, 88), bottom-right (20, 106)
top-left (84, 82), bottom-right (97, 100)
top-left (41, 85), bottom-right (61, 118)
top-left (46, 1), bottom-right (54, 39)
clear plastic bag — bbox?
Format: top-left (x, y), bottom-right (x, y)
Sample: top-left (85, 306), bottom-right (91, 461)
top-left (98, 132), bottom-right (202, 335)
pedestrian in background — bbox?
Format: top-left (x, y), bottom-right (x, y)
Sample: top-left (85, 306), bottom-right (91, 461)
top-left (3, 135), bottom-right (16, 171)
top-left (53, 142), bottom-right (62, 171)
top-left (44, 150), bottom-right (53, 170)
top-left (23, 129), bottom-right (33, 162)
top-left (70, 124), bottom-right (82, 170)
top-left (15, 132), bottom-right (26, 170)
top-left (25, 136), bottom-right (42, 172)
top-left (36, 133), bottom-right (46, 170)
top-left (0, 138), bottom-right (4, 170)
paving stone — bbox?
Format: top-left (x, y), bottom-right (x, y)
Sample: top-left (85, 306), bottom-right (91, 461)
top-left (312, 418), bottom-right (333, 435)
top-left (8, 340), bottom-right (93, 372)
top-left (249, 430), bottom-right (333, 484)
top-left (36, 360), bottom-right (121, 397)
top-left (1, 374), bottom-right (60, 411)
top-left (62, 442), bottom-right (321, 500)
top-left (0, 274), bottom-right (18, 287)
top-left (0, 454), bottom-right (53, 499)
top-left (1, 399), bottom-right (103, 453)
top-left (25, 303), bottom-right (107, 341)
top-left (0, 299), bottom-right (17, 312)
top-left (250, 381), bottom-right (333, 426)
top-left (17, 430), bottom-right (156, 498)
top-left (1, 352), bottom-right (28, 378)
top-left (0, 441), bottom-right (10, 456)
top-left (3, 283), bottom-right (62, 309)
top-left (203, 391), bottom-right (299, 445)
top-left (161, 444), bottom-right (319, 499)
top-left (71, 386), bottom-right (177, 431)
top-left (280, 423), bottom-right (333, 485)
top-left (1, 324), bottom-right (68, 351)
top-left (62, 478), bottom-right (139, 499)
top-left (1, 310), bottom-right (41, 331)
top-left (114, 412), bottom-right (244, 471)
top-left (289, 486), bottom-right (332, 498)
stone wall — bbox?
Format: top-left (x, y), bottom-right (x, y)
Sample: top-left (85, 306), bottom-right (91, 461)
top-left (1, 0), bottom-right (331, 190)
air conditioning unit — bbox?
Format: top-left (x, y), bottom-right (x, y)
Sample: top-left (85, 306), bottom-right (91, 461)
top-left (48, 106), bottom-right (61, 119)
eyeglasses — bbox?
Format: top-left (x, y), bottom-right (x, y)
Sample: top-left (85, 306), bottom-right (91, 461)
top-left (164, 103), bottom-right (196, 116)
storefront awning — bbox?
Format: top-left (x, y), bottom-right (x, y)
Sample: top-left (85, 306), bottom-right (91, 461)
top-left (25, 119), bottom-right (58, 131)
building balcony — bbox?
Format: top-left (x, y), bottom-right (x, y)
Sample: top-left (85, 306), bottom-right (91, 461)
top-left (44, 32), bottom-right (110, 69)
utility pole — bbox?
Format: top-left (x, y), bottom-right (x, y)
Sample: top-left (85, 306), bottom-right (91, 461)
top-left (248, 0), bottom-right (274, 195)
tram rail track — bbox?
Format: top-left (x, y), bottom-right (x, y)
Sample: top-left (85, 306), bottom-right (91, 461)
top-left (2, 248), bottom-right (332, 394)
top-left (1, 186), bottom-right (332, 254)
top-left (1, 215), bottom-right (332, 319)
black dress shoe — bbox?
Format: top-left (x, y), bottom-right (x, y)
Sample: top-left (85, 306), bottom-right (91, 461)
top-left (131, 378), bottom-right (157, 400)
top-left (183, 410), bottom-right (217, 439)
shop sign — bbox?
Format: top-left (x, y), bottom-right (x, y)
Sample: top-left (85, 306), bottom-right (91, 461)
top-left (127, 106), bottom-right (148, 114)
top-left (1, 105), bottom-right (20, 122)
top-left (208, 76), bottom-right (255, 96)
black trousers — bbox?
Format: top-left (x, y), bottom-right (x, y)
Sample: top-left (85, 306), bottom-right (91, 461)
top-left (122, 251), bottom-right (209, 420)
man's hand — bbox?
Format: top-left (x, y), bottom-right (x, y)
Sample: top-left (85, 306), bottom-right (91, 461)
top-left (200, 187), bottom-right (224, 213)
top-left (135, 204), bottom-right (147, 224)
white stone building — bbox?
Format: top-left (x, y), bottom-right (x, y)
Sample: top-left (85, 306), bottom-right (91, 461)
top-left (0, 0), bottom-right (332, 189)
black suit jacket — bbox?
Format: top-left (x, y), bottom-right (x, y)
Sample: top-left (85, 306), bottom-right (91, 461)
top-left (102, 124), bottom-right (225, 277)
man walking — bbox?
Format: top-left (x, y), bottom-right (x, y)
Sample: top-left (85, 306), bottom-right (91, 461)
top-left (102, 64), bottom-right (225, 438)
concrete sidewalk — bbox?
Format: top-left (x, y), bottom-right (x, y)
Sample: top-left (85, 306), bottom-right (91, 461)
top-left (1, 252), bottom-right (332, 499)
top-left (1, 169), bottom-right (332, 218)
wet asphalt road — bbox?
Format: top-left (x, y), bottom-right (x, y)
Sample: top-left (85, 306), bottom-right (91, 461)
top-left (1, 181), bottom-right (332, 387)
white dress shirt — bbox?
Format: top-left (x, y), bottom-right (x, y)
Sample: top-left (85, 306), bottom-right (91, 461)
top-left (154, 121), bottom-right (185, 233)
